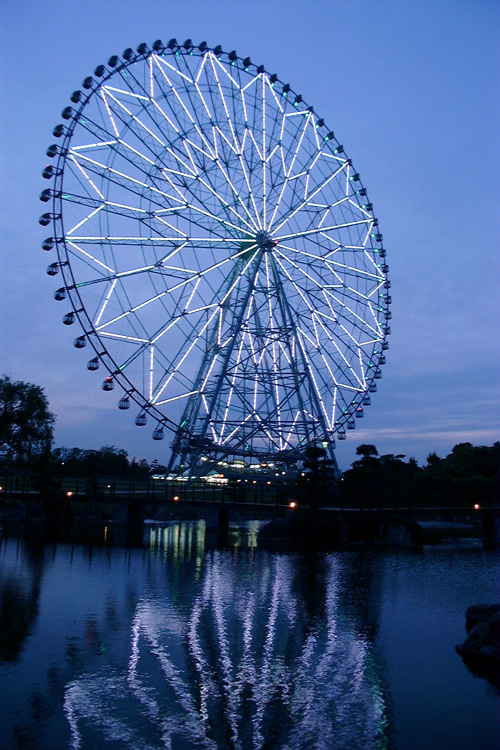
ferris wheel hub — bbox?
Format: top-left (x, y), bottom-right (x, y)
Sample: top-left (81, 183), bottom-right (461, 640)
top-left (255, 231), bottom-right (277, 251)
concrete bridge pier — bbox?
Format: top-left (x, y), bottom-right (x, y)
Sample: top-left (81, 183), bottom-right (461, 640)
top-left (482, 510), bottom-right (500, 550)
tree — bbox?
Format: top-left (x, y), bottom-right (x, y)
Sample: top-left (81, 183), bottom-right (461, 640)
top-left (0, 376), bottom-right (55, 466)
top-left (298, 446), bottom-right (337, 510)
top-left (356, 444), bottom-right (379, 460)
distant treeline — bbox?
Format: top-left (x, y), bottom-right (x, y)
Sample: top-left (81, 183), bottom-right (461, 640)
top-left (1, 439), bottom-right (499, 509)
top-left (338, 442), bottom-right (500, 508)
top-left (51, 445), bottom-right (165, 480)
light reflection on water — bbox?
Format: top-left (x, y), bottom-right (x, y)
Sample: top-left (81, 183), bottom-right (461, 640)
top-left (65, 524), bottom-right (391, 750)
top-left (0, 523), bottom-right (498, 750)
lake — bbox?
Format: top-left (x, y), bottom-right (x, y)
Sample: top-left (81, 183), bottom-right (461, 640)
top-left (0, 522), bottom-right (499, 749)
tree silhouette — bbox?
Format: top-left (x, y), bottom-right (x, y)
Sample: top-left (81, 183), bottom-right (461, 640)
top-left (299, 446), bottom-right (337, 510)
top-left (0, 376), bottom-right (55, 466)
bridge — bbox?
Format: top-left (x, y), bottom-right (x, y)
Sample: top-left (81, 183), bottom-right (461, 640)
top-left (1, 477), bottom-right (498, 550)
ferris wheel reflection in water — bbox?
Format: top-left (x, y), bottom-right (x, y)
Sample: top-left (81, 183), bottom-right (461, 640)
top-left (64, 521), bottom-right (392, 749)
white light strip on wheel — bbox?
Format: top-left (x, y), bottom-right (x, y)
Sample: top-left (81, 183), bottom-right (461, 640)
top-left (150, 98), bottom-right (180, 134)
top-left (236, 126), bottom-right (262, 229)
top-left (154, 63), bottom-right (217, 160)
top-left (357, 348), bottom-right (367, 389)
top-left (152, 249), bottom-right (258, 403)
top-left (201, 353), bottom-right (219, 392)
top-left (220, 414), bottom-right (253, 446)
top-left (208, 51), bottom-right (240, 88)
top-left (100, 90), bottom-right (120, 137)
top-left (262, 73), bottom-right (267, 228)
top-left (105, 87), bottom-right (168, 148)
top-left (159, 168), bottom-right (191, 205)
top-left (66, 240), bottom-right (114, 273)
top-left (279, 243), bottom-right (381, 284)
top-left (95, 291), bottom-right (167, 331)
top-left (314, 314), bottom-right (365, 389)
top-left (152, 307), bottom-right (220, 403)
top-left (246, 127), bottom-right (263, 161)
top-left (149, 346), bottom-right (154, 401)
top-left (205, 142), bottom-right (259, 230)
top-left (265, 255), bottom-right (283, 447)
top-left (270, 163), bottom-right (348, 234)
top-left (194, 49), bottom-right (209, 83)
top-left (220, 332), bottom-right (247, 439)
top-left (322, 287), bottom-right (379, 335)
top-left (267, 132), bottom-right (324, 228)
top-left (265, 74), bottom-right (284, 113)
top-left (67, 205), bottom-right (104, 236)
top-left (208, 54), bottom-right (242, 156)
top-left (285, 411), bottom-right (301, 448)
top-left (276, 219), bottom-right (371, 242)
top-left (104, 201), bottom-right (147, 213)
top-left (294, 330), bottom-right (332, 431)
top-left (149, 55), bottom-right (154, 97)
top-left (104, 85), bottom-right (149, 101)
top-left (194, 176), bottom-right (257, 235)
top-left (153, 54), bottom-right (194, 84)
top-left (71, 140), bottom-right (118, 151)
top-left (183, 277), bottom-right (202, 312)
top-left (99, 331), bottom-right (148, 343)
top-left (164, 144), bottom-right (197, 177)
top-left (155, 391), bottom-right (199, 406)
top-left (68, 155), bottom-right (105, 199)
top-left (273, 257), bottom-right (314, 313)
top-left (117, 138), bottom-right (156, 166)
top-left (332, 386), bottom-right (338, 427)
top-left (94, 279), bottom-right (117, 327)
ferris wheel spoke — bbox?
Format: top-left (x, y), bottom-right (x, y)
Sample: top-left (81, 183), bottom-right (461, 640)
top-left (277, 242), bottom-right (381, 286)
top-left (66, 205), bottom-right (104, 236)
top-left (108, 67), bottom-right (259, 236)
top-left (266, 118), bottom-right (325, 230)
top-left (274, 111), bottom-right (310, 202)
top-left (207, 53), bottom-right (243, 155)
top-left (160, 70), bottom-right (259, 233)
top-left (269, 160), bottom-right (348, 235)
top-left (110, 92), bottom-right (257, 236)
top-left (262, 259), bottom-right (283, 444)
top-left (151, 248), bottom-right (261, 405)
top-left (95, 290), bottom-right (167, 331)
top-left (66, 240), bottom-right (115, 274)
top-left (275, 218), bottom-right (371, 243)
top-left (322, 287), bottom-right (380, 337)
top-left (152, 58), bottom-right (217, 160)
top-left (292, 329), bottom-right (333, 432)
top-left (312, 314), bottom-right (365, 389)
top-left (219, 335), bottom-right (248, 440)
top-left (68, 150), bottom-right (180, 209)
top-left (151, 310), bottom-right (220, 405)
top-left (67, 155), bottom-right (105, 200)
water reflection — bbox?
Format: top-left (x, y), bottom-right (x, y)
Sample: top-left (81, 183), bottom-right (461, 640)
top-left (62, 522), bottom-right (392, 749)
top-left (0, 539), bottom-right (45, 662)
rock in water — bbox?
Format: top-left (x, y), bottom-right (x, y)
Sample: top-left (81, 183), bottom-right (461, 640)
top-left (456, 604), bottom-right (500, 686)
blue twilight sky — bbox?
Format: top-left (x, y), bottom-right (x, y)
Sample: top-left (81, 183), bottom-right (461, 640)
top-left (1, 0), bottom-right (499, 470)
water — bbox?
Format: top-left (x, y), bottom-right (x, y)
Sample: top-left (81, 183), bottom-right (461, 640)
top-left (0, 522), bottom-right (499, 750)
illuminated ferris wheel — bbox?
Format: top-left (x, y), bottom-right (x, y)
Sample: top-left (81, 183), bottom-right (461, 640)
top-left (41, 39), bottom-right (391, 475)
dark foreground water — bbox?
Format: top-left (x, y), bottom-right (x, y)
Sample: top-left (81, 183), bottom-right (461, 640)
top-left (0, 522), bottom-right (499, 750)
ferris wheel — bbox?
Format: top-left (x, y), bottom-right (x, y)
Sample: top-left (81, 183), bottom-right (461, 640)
top-left (41, 39), bottom-right (391, 476)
